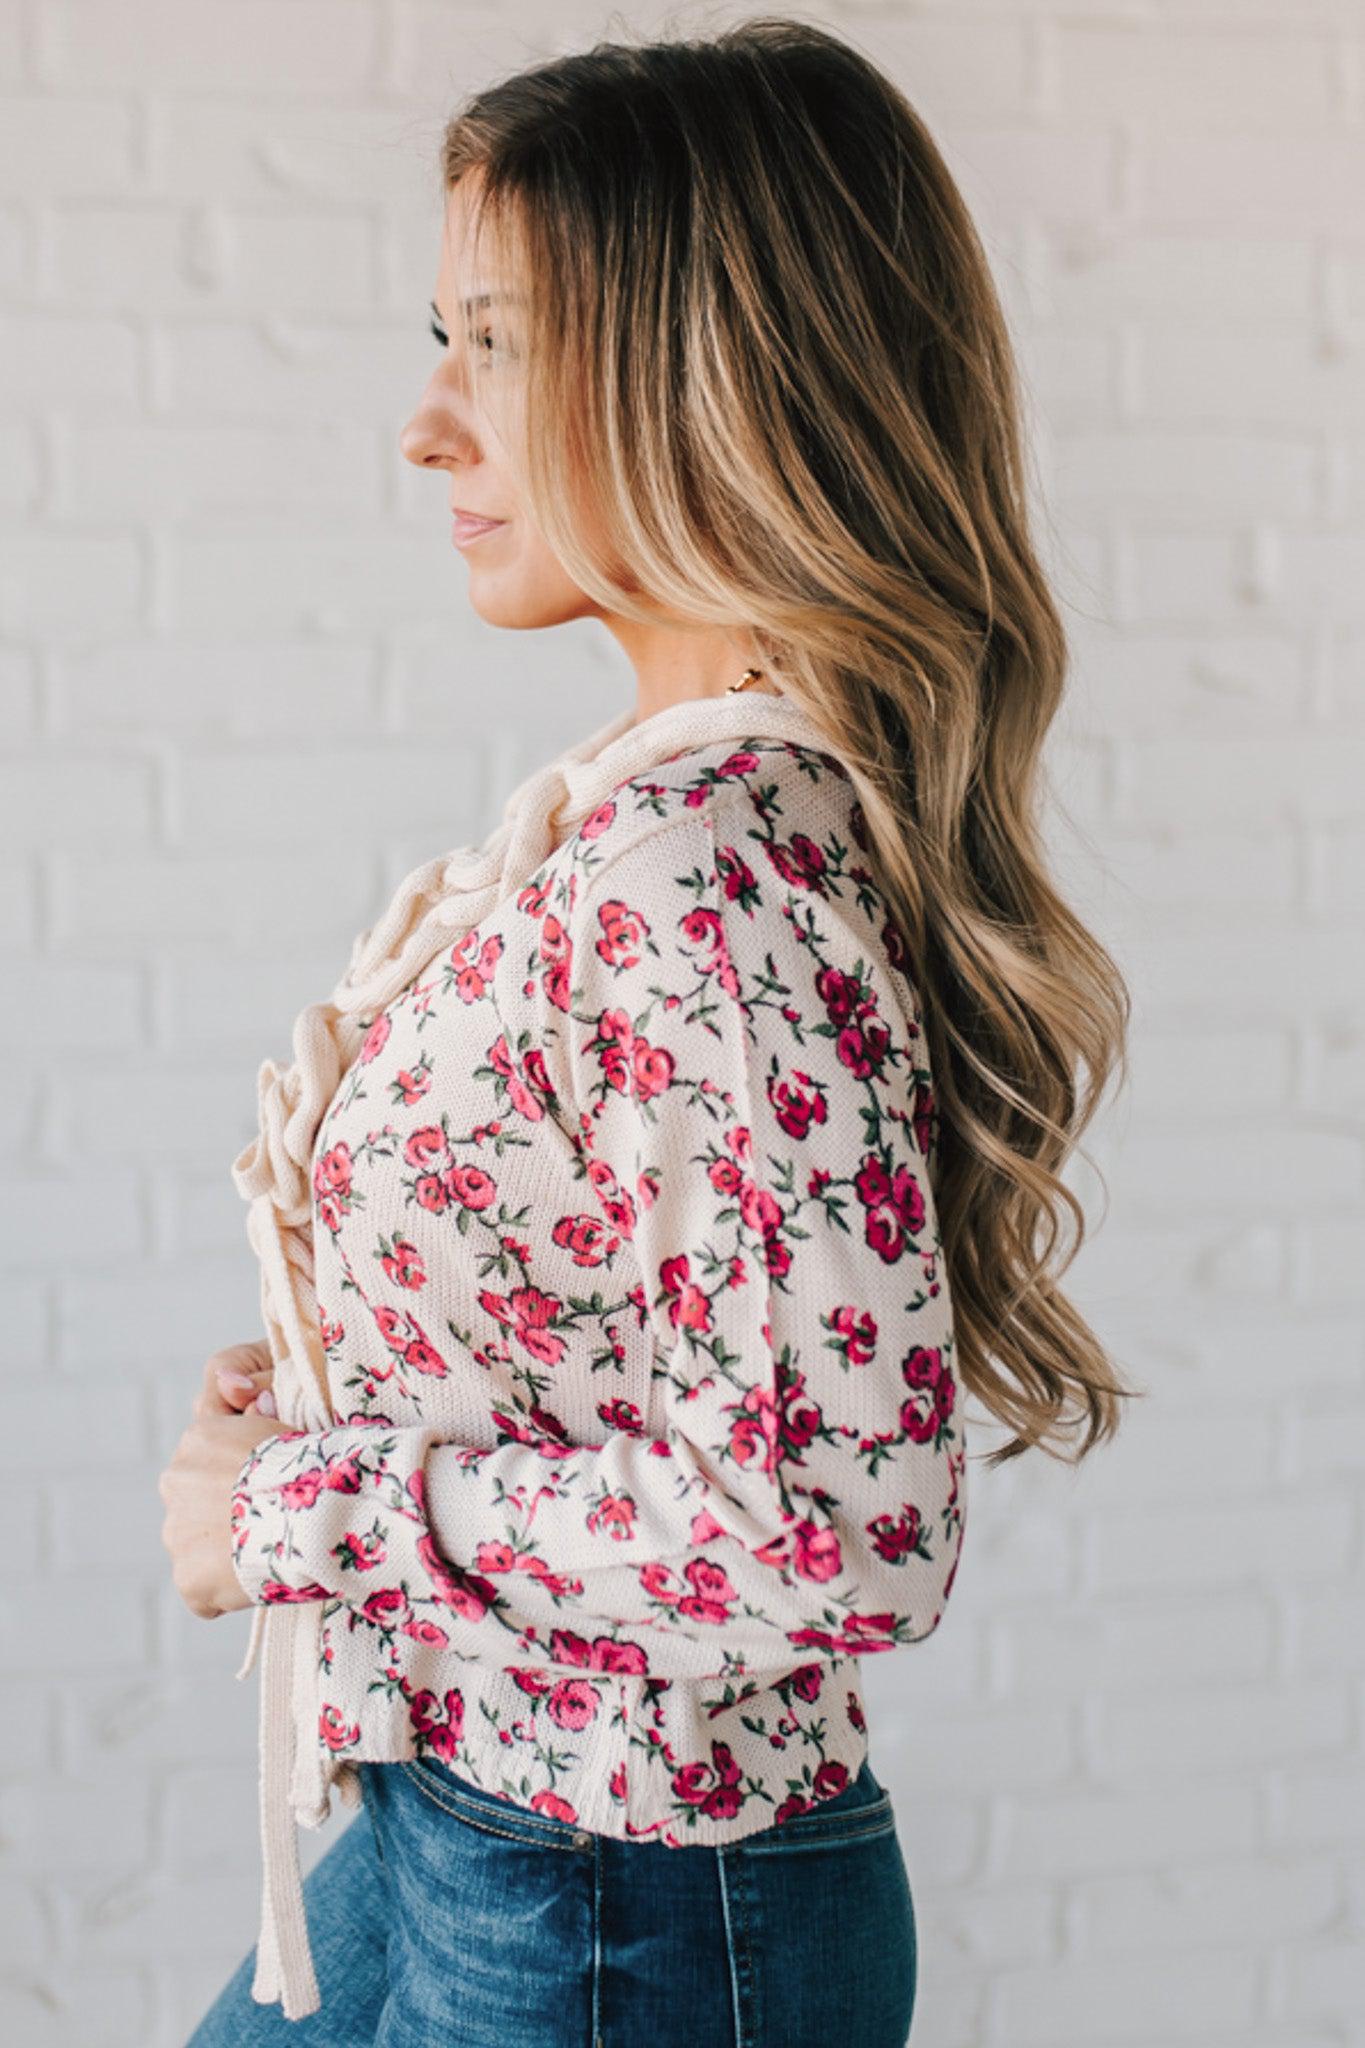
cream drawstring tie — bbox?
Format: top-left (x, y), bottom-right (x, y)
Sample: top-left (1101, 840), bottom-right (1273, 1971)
top-left (228, 683), bottom-right (833, 2019)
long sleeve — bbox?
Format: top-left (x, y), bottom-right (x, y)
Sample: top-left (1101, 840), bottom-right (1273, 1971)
top-left (229, 804), bottom-right (966, 1684)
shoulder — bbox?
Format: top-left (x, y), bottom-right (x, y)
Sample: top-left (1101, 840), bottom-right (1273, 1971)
top-left (552, 734), bottom-right (859, 900)
top-left (544, 734), bottom-right (920, 1018)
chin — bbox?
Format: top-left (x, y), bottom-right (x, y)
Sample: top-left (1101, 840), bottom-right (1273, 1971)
top-left (465, 579), bottom-right (596, 633)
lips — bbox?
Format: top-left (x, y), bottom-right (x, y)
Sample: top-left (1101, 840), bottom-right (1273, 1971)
top-left (451, 508), bottom-right (505, 544)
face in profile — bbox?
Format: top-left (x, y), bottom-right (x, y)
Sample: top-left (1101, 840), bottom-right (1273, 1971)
top-left (399, 176), bottom-right (598, 632)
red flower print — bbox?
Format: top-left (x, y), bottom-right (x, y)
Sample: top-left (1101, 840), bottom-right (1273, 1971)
top-left (900, 1344), bottom-right (955, 1443)
top-left (595, 897), bottom-right (652, 970)
top-left (911, 1078), bottom-right (935, 1161)
top-left (765, 832), bottom-right (827, 891)
top-left (715, 843), bottom-right (760, 906)
top-left (586, 1493), bottom-right (637, 1541)
top-left (486, 1406), bottom-right (570, 1452)
top-left (546, 1678), bottom-right (603, 1731)
top-left (829, 1304), bottom-right (877, 1366)
top-left (444, 1163), bottom-right (497, 1212)
top-left (837, 1009), bottom-right (891, 1082)
top-left (530, 1788), bottom-right (580, 1823)
top-left (787, 1663), bottom-right (824, 1703)
top-left (408, 1686), bottom-right (465, 1757)
top-left (490, 1034), bottom-right (551, 1122)
top-left (854, 1151), bottom-right (926, 1262)
top-left (359, 1014), bottom-right (392, 1063)
top-left (319, 1704), bottom-right (361, 1753)
top-left (313, 1142), bottom-right (354, 1234)
top-left (737, 1179), bottom-right (783, 1238)
top-left (812, 1758), bottom-right (850, 1801)
top-left (792, 1519), bottom-right (844, 1584)
top-left (547, 1628), bottom-right (650, 1675)
top-left (403, 1127), bottom-right (448, 1171)
top-left (448, 930), bottom-right (504, 1002)
top-left (658, 1252), bottom-right (712, 1336)
top-left (579, 796), bottom-right (619, 843)
top-left (769, 1067), bottom-right (827, 1141)
top-left (729, 1382), bottom-right (781, 1477)
top-left (539, 911), bottom-right (574, 1012)
top-left (392, 1064), bottom-right (431, 1107)
top-left (413, 1173), bottom-right (449, 1214)
top-left (380, 1234), bottom-right (426, 1290)
top-left (714, 749), bottom-right (761, 779)
top-left (552, 1210), bottom-right (618, 1267)
top-left (634, 1555), bottom-right (740, 1627)
top-left (516, 875), bottom-right (552, 917)
top-left (867, 1502), bottom-right (924, 1564)
top-left (360, 1585), bottom-right (411, 1629)
top-left (814, 963), bottom-right (863, 1025)
top-left (337, 1529), bottom-right (386, 1572)
top-left (672, 1739), bottom-right (744, 1818)
top-left (599, 1397), bottom-right (645, 1435)
top-left (477, 1284), bottom-right (568, 1365)
top-left (416, 1532), bottom-right (499, 1621)
top-left (260, 1578), bottom-right (333, 1604)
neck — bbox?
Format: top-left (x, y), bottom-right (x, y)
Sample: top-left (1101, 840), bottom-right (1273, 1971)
top-left (596, 618), bottom-right (780, 724)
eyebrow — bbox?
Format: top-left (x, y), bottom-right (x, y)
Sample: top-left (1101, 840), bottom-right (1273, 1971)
top-left (430, 294), bottom-right (521, 323)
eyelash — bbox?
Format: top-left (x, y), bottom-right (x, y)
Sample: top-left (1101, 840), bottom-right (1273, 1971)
top-left (430, 319), bottom-right (499, 358)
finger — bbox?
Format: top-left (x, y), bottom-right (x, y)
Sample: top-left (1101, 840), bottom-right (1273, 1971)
top-left (201, 1343), bottom-right (275, 1403)
top-left (198, 1371), bottom-right (258, 1419)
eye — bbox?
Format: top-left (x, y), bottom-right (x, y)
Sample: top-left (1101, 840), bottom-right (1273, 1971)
top-left (430, 317), bottom-right (448, 348)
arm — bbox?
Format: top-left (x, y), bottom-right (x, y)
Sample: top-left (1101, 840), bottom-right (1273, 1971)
top-left (230, 806), bottom-right (967, 1683)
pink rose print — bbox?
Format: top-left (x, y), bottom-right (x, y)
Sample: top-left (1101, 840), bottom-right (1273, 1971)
top-left (546, 1677), bottom-right (602, 1731)
top-left (359, 1013), bottom-right (392, 1063)
top-left (829, 1304), bottom-right (877, 1366)
top-left (477, 1285), bottom-right (568, 1366)
top-left (594, 896), bottom-right (651, 970)
top-left (539, 910), bottom-right (574, 1013)
top-left (319, 1703), bottom-right (361, 1753)
top-left (380, 1234), bottom-right (426, 1291)
top-left (447, 930), bottom-right (504, 1003)
top-left (551, 1210), bottom-right (617, 1267)
top-left (408, 1686), bottom-right (465, 1759)
top-left (854, 1151), bottom-right (926, 1262)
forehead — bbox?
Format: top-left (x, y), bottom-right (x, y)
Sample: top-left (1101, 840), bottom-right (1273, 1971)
top-left (437, 177), bottom-right (519, 299)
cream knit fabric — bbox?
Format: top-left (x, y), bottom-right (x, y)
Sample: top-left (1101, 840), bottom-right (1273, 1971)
top-left (227, 688), bottom-right (877, 2017)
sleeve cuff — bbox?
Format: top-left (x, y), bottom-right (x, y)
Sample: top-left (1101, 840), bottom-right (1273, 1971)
top-left (229, 1428), bottom-right (329, 1607)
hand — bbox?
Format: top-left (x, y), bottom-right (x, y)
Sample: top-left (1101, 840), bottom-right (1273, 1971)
top-left (159, 1343), bottom-right (289, 1619)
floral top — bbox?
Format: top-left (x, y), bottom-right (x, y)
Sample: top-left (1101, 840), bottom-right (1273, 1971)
top-left (230, 729), bottom-right (967, 1847)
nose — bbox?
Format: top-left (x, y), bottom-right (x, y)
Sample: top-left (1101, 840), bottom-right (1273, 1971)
top-left (399, 372), bottom-right (481, 471)
top-left (400, 402), bottom-right (460, 469)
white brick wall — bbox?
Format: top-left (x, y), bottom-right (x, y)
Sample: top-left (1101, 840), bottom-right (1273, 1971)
top-left (3, 2), bottom-right (1362, 2042)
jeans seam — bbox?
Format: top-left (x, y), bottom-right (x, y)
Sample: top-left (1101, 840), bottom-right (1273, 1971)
top-left (716, 1845), bottom-right (756, 2048)
top-left (744, 1794), bottom-right (894, 1852)
top-left (396, 1760), bottom-right (589, 1853)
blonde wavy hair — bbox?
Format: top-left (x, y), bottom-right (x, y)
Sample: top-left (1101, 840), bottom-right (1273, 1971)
top-left (437, 14), bottom-right (1139, 1471)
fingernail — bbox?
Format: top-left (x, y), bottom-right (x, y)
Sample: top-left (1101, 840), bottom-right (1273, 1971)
top-left (219, 1371), bottom-right (255, 1391)
top-left (255, 1389), bottom-right (277, 1416)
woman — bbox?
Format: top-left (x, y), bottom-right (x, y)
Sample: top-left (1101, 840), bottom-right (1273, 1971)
top-left (165, 17), bottom-right (1135, 2044)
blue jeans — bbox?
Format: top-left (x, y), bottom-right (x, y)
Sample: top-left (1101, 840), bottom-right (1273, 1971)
top-left (187, 1752), bottom-right (917, 2046)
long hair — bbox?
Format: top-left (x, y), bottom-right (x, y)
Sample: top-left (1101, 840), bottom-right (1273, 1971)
top-left (437, 15), bottom-right (1139, 1471)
